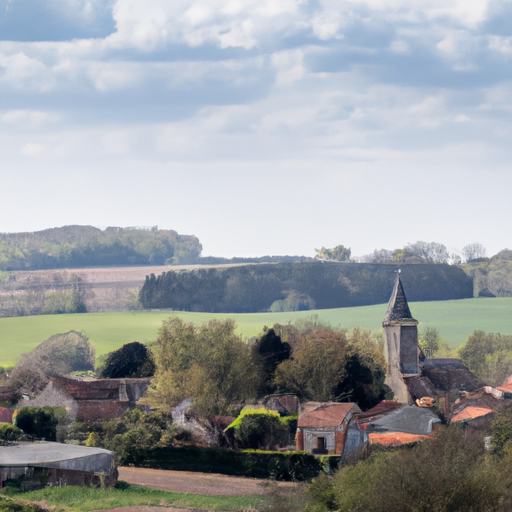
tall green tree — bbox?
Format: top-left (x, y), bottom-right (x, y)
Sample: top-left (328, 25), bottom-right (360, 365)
top-left (252, 328), bottom-right (291, 395)
top-left (147, 317), bottom-right (258, 416)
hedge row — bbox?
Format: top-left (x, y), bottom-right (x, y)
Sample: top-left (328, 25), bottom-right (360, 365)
top-left (127, 445), bottom-right (322, 481)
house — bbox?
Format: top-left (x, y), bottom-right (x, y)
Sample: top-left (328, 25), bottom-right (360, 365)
top-left (18, 375), bottom-right (150, 422)
top-left (296, 402), bottom-right (367, 458)
top-left (0, 441), bottom-right (117, 489)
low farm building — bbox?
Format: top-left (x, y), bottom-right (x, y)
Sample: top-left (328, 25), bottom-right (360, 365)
top-left (296, 402), bottom-right (367, 458)
top-left (0, 442), bottom-right (117, 489)
top-left (18, 375), bottom-right (150, 422)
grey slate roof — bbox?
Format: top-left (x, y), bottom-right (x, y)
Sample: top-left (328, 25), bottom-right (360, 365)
top-left (0, 442), bottom-right (115, 475)
top-left (365, 406), bottom-right (441, 435)
top-left (383, 275), bottom-right (417, 325)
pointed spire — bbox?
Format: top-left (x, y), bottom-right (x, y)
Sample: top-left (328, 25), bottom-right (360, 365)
top-left (383, 273), bottom-right (417, 325)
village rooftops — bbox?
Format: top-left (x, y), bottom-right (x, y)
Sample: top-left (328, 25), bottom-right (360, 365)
top-left (382, 275), bottom-right (417, 326)
top-left (298, 402), bottom-right (361, 429)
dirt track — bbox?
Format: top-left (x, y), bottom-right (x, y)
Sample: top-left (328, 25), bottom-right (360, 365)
top-left (118, 467), bottom-right (297, 496)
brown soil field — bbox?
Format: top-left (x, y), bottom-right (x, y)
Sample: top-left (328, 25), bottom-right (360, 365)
top-left (118, 467), bottom-right (297, 496)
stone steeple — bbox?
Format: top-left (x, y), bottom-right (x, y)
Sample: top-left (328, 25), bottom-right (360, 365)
top-left (383, 274), bottom-right (416, 325)
top-left (382, 273), bottom-right (420, 404)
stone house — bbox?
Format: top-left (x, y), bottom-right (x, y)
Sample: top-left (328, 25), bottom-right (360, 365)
top-left (296, 402), bottom-right (367, 458)
top-left (18, 375), bottom-right (150, 422)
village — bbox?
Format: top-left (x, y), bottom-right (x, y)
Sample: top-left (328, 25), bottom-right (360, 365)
top-left (1, 274), bottom-right (511, 511)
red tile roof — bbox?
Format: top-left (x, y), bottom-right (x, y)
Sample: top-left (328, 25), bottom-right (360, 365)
top-left (497, 383), bottom-right (512, 393)
top-left (369, 432), bottom-right (429, 446)
top-left (298, 402), bottom-right (360, 428)
top-left (451, 406), bottom-right (493, 423)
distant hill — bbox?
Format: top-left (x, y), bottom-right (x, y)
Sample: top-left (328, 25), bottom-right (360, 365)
top-left (139, 262), bottom-right (473, 313)
top-left (0, 225), bottom-right (202, 270)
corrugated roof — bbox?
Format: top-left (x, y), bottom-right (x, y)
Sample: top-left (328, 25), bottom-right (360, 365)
top-left (451, 406), bottom-right (493, 423)
top-left (383, 275), bottom-right (417, 325)
top-left (298, 402), bottom-right (361, 428)
top-left (365, 405), bottom-right (441, 435)
top-left (369, 432), bottom-right (430, 446)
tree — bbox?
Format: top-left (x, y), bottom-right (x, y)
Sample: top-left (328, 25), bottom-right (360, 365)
top-left (314, 245), bottom-right (352, 262)
top-left (146, 317), bottom-right (258, 416)
top-left (252, 328), bottom-right (291, 395)
top-left (418, 327), bottom-right (441, 357)
top-left (462, 243), bottom-right (487, 262)
top-left (99, 341), bottom-right (155, 379)
top-left (458, 330), bottom-right (512, 386)
top-left (274, 327), bottom-right (387, 409)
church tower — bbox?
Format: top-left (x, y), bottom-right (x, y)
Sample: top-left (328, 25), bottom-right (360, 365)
top-left (383, 273), bottom-right (420, 404)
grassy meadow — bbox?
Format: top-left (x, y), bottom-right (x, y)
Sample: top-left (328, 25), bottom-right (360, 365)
top-left (3, 484), bottom-right (263, 511)
top-left (1, 297), bottom-right (512, 366)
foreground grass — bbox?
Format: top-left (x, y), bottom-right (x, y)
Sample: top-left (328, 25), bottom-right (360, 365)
top-left (4, 484), bottom-right (263, 511)
top-left (2, 297), bottom-right (512, 365)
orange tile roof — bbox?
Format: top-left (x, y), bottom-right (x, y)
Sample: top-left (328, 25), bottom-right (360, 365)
top-left (369, 432), bottom-right (429, 446)
top-left (451, 406), bottom-right (493, 423)
top-left (497, 383), bottom-right (512, 393)
top-left (298, 402), bottom-right (360, 428)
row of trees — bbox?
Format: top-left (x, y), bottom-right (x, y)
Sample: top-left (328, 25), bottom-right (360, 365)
top-left (0, 225), bottom-right (202, 270)
top-left (139, 262), bottom-right (473, 313)
top-left (363, 241), bottom-right (488, 265)
top-left (145, 317), bottom-right (389, 417)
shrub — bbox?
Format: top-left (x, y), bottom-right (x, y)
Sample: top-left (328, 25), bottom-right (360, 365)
top-left (0, 422), bottom-right (23, 444)
top-left (15, 407), bottom-right (63, 441)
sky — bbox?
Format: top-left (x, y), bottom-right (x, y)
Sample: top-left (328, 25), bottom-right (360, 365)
top-left (0, 0), bottom-right (511, 259)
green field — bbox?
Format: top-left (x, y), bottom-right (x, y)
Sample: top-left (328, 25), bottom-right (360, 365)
top-left (1, 297), bottom-right (512, 366)
top-left (3, 484), bottom-right (263, 511)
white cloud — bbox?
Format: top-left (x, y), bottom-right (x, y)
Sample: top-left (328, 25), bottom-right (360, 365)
top-left (1, 109), bottom-right (59, 127)
top-left (21, 143), bottom-right (45, 155)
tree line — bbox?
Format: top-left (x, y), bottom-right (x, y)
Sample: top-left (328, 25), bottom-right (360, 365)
top-left (139, 262), bottom-right (473, 313)
top-left (0, 225), bottom-right (202, 270)
top-left (145, 317), bottom-right (389, 417)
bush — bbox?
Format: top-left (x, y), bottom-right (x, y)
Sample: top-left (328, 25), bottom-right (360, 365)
top-left (235, 414), bottom-right (289, 450)
top-left (15, 407), bottom-right (63, 441)
top-left (0, 422), bottom-right (22, 444)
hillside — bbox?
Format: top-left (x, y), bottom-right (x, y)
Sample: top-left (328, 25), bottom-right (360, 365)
top-left (1, 297), bottom-right (512, 366)
top-left (0, 225), bottom-right (202, 270)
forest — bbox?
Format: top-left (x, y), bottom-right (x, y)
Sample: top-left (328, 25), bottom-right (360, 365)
top-left (0, 225), bottom-right (202, 270)
top-left (138, 262), bottom-right (473, 313)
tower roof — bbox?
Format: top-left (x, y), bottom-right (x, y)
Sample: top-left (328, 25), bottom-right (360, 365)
top-left (383, 274), bottom-right (417, 325)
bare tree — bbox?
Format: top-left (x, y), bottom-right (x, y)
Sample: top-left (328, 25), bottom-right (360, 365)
top-left (461, 243), bottom-right (487, 262)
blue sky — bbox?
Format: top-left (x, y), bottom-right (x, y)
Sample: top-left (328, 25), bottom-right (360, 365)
top-left (0, 0), bottom-right (511, 258)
